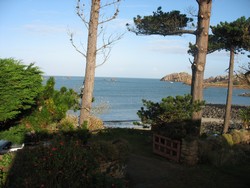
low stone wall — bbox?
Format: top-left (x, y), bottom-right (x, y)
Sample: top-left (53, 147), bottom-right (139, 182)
top-left (201, 104), bottom-right (248, 134)
top-left (202, 104), bottom-right (248, 120)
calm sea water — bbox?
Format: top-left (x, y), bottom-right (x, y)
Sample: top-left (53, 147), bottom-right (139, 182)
top-left (45, 76), bottom-right (250, 127)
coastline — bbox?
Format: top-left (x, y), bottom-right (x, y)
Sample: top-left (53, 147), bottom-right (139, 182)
top-left (203, 83), bottom-right (250, 89)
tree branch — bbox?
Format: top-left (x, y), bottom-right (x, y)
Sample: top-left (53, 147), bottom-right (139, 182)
top-left (96, 32), bottom-right (125, 68)
top-left (99, 0), bottom-right (120, 25)
top-left (68, 32), bottom-right (87, 58)
top-left (76, 0), bottom-right (89, 29)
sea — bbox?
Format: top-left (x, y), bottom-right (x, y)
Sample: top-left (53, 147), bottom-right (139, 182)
top-left (44, 76), bottom-right (250, 128)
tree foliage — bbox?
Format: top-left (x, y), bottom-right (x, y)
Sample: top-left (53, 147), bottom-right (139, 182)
top-left (128, 1), bottom-right (213, 123)
top-left (0, 58), bottom-right (43, 123)
top-left (188, 35), bottom-right (224, 56)
top-left (210, 16), bottom-right (250, 133)
top-left (128, 7), bottom-right (195, 36)
top-left (24, 77), bottom-right (79, 128)
top-left (211, 17), bottom-right (250, 52)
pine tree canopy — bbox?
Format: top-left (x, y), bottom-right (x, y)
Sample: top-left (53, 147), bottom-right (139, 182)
top-left (127, 7), bottom-right (195, 36)
top-left (210, 16), bottom-right (250, 52)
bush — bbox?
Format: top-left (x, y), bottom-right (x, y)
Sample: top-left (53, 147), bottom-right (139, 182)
top-left (198, 133), bottom-right (250, 166)
top-left (138, 94), bottom-right (204, 126)
top-left (0, 153), bottom-right (14, 186)
top-left (138, 94), bottom-right (205, 138)
top-left (0, 125), bottom-right (28, 144)
top-left (5, 133), bottom-right (128, 188)
top-left (22, 77), bottom-right (79, 131)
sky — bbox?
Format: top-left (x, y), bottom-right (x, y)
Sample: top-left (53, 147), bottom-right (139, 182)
top-left (1, 0), bottom-right (250, 79)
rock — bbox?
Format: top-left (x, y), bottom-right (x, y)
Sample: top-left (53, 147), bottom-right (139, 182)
top-left (238, 92), bottom-right (250, 97)
top-left (161, 72), bottom-right (192, 85)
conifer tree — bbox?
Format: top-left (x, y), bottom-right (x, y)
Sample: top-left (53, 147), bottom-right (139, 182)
top-left (127, 0), bottom-right (212, 129)
top-left (211, 17), bottom-right (250, 133)
top-left (0, 58), bottom-right (43, 123)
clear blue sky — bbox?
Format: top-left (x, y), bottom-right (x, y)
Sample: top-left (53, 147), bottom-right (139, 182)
top-left (1, 0), bottom-right (250, 78)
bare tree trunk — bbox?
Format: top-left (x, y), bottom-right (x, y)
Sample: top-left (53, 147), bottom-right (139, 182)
top-left (79, 0), bottom-right (100, 127)
top-left (191, 0), bottom-right (212, 125)
top-left (223, 48), bottom-right (235, 133)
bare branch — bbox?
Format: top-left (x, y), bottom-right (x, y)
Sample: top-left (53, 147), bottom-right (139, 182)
top-left (96, 47), bottom-right (112, 68)
top-left (100, 0), bottom-right (120, 9)
top-left (96, 32), bottom-right (124, 52)
top-left (185, 6), bottom-right (198, 18)
top-left (96, 32), bottom-right (125, 67)
top-left (99, 0), bottom-right (120, 25)
top-left (188, 58), bottom-right (193, 65)
top-left (76, 0), bottom-right (89, 29)
top-left (68, 31), bottom-right (87, 58)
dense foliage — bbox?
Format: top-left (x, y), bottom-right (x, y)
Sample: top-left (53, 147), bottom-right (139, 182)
top-left (22, 77), bottom-right (79, 131)
top-left (4, 131), bottom-right (128, 188)
top-left (137, 95), bottom-right (205, 138)
top-left (0, 76), bottom-right (79, 143)
top-left (0, 58), bottom-right (43, 123)
top-left (128, 7), bottom-right (194, 36)
top-left (211, 16), bottom-right (250, 52)
top-left (138, 94), bottom-right (204, 126)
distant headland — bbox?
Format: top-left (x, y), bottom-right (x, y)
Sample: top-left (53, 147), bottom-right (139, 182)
top-left (161, 72), bottom-right (250, 90)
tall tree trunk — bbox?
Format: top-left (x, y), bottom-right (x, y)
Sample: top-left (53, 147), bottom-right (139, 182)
top-left (79, 0), bottom-right (100, 127)
top-left (223, 48), bottom-right (235, 133)
top-left (191, 0), bottom-right (212, 125)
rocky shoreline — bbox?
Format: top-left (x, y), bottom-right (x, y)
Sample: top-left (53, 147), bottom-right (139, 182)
top-left (161, 72), bottom-right (250, 89)
top-left (201, 104), bottom-right (249, 134)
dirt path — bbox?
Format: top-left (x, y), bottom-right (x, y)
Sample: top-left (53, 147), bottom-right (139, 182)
top-left (126, 154), bottom-right (250, 188)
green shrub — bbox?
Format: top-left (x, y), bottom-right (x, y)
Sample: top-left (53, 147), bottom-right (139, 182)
top-left (0, 153), bottom-right (14, 186)
top-left (138, 94), bottom-right (204, 138)
top-left (57, 117), bottom-right (76, 131)
top-left (22, 77), bottom-right (79, 131)
top-left (5, 133), bottom-right (128, 188)
top-left (0, 125), bottom-right (27, 144)
top-left (138, 94), bottom-right (204, 125)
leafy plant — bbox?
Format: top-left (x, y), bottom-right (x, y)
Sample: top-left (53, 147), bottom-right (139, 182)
top-left (137, 94), bottom-right (205, 138)
top-left (0, 125), bottom-right (28, 144)
top-left (0, 153), bottom-right (14, 186)
top-left (138, 94), bottom-right (204, 126)
top-left (22, 77), bottom-right (79, 130)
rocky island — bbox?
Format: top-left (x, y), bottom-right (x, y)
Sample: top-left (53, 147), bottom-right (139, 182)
top-left (161, 72), bottom-right (250, 90)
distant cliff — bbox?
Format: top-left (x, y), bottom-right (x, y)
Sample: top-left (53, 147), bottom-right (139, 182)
top-left (160, 72), bottom-right (192, 85)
